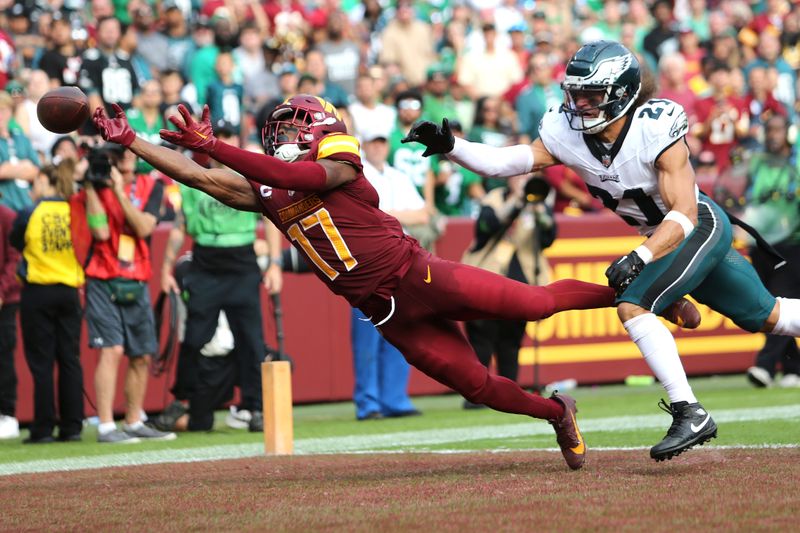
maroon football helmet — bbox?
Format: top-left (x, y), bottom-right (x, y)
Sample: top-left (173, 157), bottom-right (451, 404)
top-left (262, 94), bottom-right (347, 159)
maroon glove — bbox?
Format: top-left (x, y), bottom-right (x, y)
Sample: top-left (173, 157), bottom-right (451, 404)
top-left (92, 103), bottom-right (136, 147)
top-left (159, 104), bottom-right (217, 154)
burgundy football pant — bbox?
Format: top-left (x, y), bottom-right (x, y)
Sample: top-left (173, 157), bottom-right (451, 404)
top-left (358, 250), bottom-right (615, 421)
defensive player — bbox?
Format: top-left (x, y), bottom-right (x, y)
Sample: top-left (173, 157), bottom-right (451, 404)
top-left (403, 40), bottom-right (800, 462)
top-left (92, 95), bottom-right (698, 470)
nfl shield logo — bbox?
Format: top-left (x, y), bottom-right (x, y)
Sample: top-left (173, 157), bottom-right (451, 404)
top-left (602, 154), bottom-right (612, 168)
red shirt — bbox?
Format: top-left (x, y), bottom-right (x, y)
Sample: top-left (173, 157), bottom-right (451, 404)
top-left (0, 204), bottom-right (20, 304)
top-left (0, 30), bottom-right (15, 90)
top-left (76, 174), bottom-right (159, 281)
top-left (250, 134), bottom-right (419, 306)
top-left (695, 95), bottom-right (749, 171)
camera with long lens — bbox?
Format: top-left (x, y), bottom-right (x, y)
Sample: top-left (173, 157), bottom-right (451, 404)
top-left (81, 142), bottom-right (124, 188)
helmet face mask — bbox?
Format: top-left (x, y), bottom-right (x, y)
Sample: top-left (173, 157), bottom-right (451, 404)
top-left (262, 95), bottom-right (346, 160)
top-left (560, 41), bottom-right (642, 134)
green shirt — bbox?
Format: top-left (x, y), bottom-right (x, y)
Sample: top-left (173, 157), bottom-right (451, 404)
top-left (747, 153), bottom-right (800, 244)
top-left (388, 125), bottom-right (431, 194)
top-left (189, 45), bottom-right (220, 106)
top-left (468, 126), bottom-right (512, 192)
top-left (127, 108), bottom-right (165, 174)
top-left (431, 156), bottom-right (481, 216)
top-left (180, 184), bottom-right (258, 247)
top-left (0, 130), bottom-right (40, 212)
top-left (423, 94), bottom-right (458, 126)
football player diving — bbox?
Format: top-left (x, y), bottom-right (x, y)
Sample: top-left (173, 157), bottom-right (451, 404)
top-left (403, 40), bottom-right (800, 462)
top-left (92, 93), bottom-right (701, 470)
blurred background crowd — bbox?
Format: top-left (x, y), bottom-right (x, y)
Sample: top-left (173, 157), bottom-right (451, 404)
top-left (2, 0), bottom-right (800, 442)
top-left (0, 0), bottom-right (798, 214)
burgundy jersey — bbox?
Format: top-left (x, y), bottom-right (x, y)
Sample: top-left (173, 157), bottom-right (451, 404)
top-left (249, 133), bottom-right (419, 306)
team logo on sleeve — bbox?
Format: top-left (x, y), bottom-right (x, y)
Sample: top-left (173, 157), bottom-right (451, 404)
top-left (669, 113), bottom-right (689, 138)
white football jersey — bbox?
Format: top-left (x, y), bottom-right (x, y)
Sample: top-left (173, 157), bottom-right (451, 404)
top-left (539, 99), bottom-right (695, 236)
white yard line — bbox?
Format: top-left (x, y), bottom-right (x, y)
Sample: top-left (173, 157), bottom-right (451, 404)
top-left (1, 404), bottom-right (798, 477)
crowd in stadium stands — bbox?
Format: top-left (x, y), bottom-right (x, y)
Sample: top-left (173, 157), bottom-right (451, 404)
top-left (1, 0), bottom-right (800, 441)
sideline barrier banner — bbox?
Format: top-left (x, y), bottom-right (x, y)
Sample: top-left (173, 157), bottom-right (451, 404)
top-left (10, 214), bottom-right (761, 422)
top-left (513, 214), bottom-right (760, 387)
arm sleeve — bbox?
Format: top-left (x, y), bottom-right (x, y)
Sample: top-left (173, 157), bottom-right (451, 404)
top-left (210, 141), bottom-right (328, 191)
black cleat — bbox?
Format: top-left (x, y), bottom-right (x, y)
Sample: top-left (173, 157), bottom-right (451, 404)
top-left (248, 411), bottom-right (264, 432)
top-left (650, 399), bottom-right (717, 462)
top-left (147, 400), bottom-right (187, 432)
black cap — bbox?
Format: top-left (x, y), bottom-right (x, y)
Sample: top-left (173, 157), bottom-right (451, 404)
top-left (6, 3), bottom-right (29, 18)
top-left (298, 73), bottom-right (319, 86)
top-left (213, 119), bottom-right (238, 136)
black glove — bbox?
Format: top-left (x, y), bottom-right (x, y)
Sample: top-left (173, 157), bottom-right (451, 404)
top-left (605, 250), bottom-right (646, 295)
top-left (401, 118), bottom-right (455, 157)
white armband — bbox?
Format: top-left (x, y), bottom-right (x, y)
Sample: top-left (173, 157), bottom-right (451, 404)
top-left (447, 137), bottom-right (534, 178)
top-left (663, 210), bottom-right (695, 239)
top-left (633, 245), bottom-right (653, 264)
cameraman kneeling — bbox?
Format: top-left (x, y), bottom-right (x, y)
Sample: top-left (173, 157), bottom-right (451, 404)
top-left (77, 146), bottom-right (175, 443)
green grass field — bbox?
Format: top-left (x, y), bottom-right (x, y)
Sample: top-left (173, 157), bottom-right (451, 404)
top-left (1, 374), bottom-right (797, 475)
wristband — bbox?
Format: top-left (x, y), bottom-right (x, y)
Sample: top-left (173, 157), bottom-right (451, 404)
top-left (269, 255), bottom-right (284, 269)
top-left (663, 210), bottom-right (695, 239)
top-left (87, 213), bottom-right (108, 229)
top-left (634, 245), bottom-right (653, 264)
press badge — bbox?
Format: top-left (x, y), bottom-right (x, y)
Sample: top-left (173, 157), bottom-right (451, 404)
top-left (117, 234), bottom-right (135, 267)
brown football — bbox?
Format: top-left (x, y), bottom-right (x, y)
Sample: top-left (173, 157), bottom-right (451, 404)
top-left (36, 86), bottom-right (90, 134)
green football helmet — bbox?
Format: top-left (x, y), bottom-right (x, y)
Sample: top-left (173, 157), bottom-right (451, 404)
top-left (560, 41), bottom-right (641, 134)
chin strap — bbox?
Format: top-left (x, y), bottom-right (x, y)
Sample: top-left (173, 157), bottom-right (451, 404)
top-left (274, 144), bottom-right (310, 162)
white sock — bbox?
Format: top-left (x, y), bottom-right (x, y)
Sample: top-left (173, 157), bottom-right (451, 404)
top-left (124, 420), bottom-right (144, 431)
top-left (624, 313), bottom-right (697, 404)
top-left (98, 422), bottom-right (117, 435)
top-left (771, 297), bottom-right (800, 336)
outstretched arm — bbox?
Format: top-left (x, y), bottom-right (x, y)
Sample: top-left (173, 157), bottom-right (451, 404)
top-left (401, 118), bottom-right (559, 178)
top-left (159, 104), bottom-right (357, 191)
top-left (128, 138), bottom-right (261, 211)
top-left (92, 104), bottom-right (260, 212)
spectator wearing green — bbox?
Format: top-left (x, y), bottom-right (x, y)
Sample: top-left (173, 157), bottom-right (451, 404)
top-left (206, 52), bottom-right (244, 131)
top-left (389, 90), bottom-right (434, 207)
top-left (593, 0), bottom-right (624, 42)
top-left (187, 18), bottom-right (219, 107)
top-left (153, 124), bottom-right (282, 434)
top-left (126, 80), bottom-right (166, 174)
top-left (467, 96), bottom-right (515, 192)
top-left (515, 52), bottom-right (562, 143)
top-left (432, 120), bottom-right (485, 217)
top-left (0, 92), bottom-right (40, 212)
top-left (422, 65), bottom-right (458, 126)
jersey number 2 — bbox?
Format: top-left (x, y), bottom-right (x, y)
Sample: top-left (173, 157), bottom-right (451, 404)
top-left (586, 185), bottom-right (665, 226)
top-left (286, 207), bottom-right (358, 280)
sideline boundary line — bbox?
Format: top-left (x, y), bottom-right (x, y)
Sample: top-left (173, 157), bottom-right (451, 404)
top-left (1, 404), bottom-right (798, 477)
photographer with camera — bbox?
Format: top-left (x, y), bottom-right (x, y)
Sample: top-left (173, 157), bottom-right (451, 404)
top-left (460, 175), bottom-right (555, 408)
top-left (74, 142), bottom-right (175, 443)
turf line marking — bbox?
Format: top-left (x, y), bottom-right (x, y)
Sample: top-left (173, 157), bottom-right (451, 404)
top-left (294, 404), bottom-right (800, 453)
top-left (343, 444), bottom-right (800, 455)
top-left (1, 404), bottom-right (797, 476)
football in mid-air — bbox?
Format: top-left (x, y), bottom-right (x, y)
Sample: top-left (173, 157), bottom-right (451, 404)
top-left (37, 86), bottom-right (90, 134)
